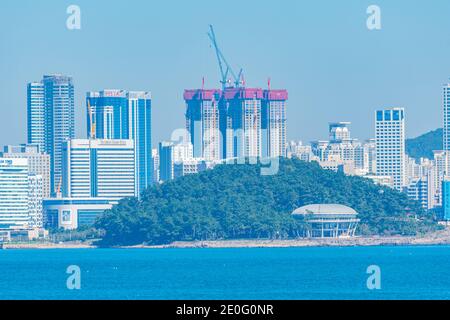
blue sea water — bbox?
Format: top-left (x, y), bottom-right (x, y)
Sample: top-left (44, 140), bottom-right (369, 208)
top-left (1, 246), bottom-right (450, 300)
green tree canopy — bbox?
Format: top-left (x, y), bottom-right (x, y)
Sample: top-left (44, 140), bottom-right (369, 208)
top-left (96, 158), bottom-right (438, 246)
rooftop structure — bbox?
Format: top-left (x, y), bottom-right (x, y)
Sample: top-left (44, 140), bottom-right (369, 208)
top-left (329, 122), bottom-right (352, 142)
top-left (292, 204), bottom-right (360, 238)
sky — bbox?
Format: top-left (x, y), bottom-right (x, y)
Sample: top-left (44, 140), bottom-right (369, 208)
top-left (1, 0), bottom-right (450, 146)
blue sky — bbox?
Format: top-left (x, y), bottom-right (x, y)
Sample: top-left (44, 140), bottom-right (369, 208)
top-left (1, 0), bottom-right (449, 146)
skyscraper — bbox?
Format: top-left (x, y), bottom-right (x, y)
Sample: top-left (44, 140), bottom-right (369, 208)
top-left (87, 90), bottom-right (152, 196)
top-left (0, 158), bottom-right (30, 230)
top-left (221, 88), bottom-right (263, 159)
top-left (442, 179), bottom-right (450, 221)
top-left (27, 82), bottom-right (45, 151)
top-left (444, 84), bottom-right (450, 151)
top-left (184, 86), bottom-right (288, 160)
top-left (262, 89), bottom-right (288, 158)
top-left (86, 90), bottom-right (128, 139)
top-left (375, 108), bottom-right (406, 191)
top-left (27, 75), bottom-right (75, 195)
top-left (184, 89), bottom-right (221, 161)
top-left (62, 139), bottom-right (136, 200)
top-left (159, 142), bottom-right (174, 182)
top-left (1, 144), bottom-right (51, 198)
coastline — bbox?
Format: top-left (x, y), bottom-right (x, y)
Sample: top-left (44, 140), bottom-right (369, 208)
top-left (2, 241), bottom-right (96, 250)
top-left (136, 230), bottom-right (450, 249)
top-left (4, 228), bottom-right (450, 250)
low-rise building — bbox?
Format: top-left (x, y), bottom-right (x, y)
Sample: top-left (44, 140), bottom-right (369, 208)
top-left (0, 158), bottom-right (45, 240)
top-left (43, 198), bottom-right (116, 230)
top-left (174, 159), bottom-right (208, 179)
top-left (292, 204), bottom-right (360, 238)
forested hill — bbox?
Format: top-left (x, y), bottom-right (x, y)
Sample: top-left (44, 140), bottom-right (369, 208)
top-left (406, 128), bottom-right (442, 160)
top-left (96, 158), bottom-right (438, 246)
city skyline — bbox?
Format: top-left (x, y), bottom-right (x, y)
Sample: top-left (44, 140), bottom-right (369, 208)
top-left (2, 1), bottom-right (450, 234)
top-left (2, 0), bottom-right (450, 148)
top-left (4, 1), bottom-right (450, 305)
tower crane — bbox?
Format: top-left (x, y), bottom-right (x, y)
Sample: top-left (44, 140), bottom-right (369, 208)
top-left (207, 25), bottom-right (244, 90)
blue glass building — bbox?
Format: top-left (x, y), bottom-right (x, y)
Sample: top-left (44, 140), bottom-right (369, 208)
top-left (159, 141), bottom-right (174, 182)
top-left (375, 107), bottom-right (406, 191)
top-left (86, 90), bottom-right (153, 197)
top-left (442, 180), bottom-right (450, 221)
top-left (27, 75), bottom-right (75, 196)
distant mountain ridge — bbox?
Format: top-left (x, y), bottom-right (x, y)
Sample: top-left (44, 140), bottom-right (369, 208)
top-left (406, 128), bottom-right (443, 160)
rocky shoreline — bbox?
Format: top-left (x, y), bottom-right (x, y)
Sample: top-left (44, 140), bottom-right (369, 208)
top-left (3, 241), bottom-right (95, 250)
top-left (4, 228), bottom-right (450, 249)
top-left (128, 228), bottom-right (450, 249)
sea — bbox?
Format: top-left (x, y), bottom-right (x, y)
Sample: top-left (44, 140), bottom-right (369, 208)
top-left (1, 246), bottom-right (450, 300)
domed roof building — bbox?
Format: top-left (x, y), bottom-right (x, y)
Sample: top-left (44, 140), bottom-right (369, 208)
top-left (292, 204), bottom-right (360, 238)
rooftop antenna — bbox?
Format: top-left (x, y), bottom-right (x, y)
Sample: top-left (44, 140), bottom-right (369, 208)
top-left (208, 25), bottom-right (243, 90)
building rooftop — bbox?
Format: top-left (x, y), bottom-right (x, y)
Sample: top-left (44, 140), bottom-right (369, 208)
top-left (292, 204), bottom-right (358, 216)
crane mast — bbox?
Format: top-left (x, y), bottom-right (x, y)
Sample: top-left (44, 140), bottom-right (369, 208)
top-left (207, 25), bottom-right (243, 90)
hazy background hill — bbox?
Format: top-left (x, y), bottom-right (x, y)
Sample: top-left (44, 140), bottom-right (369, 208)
top-left (406, 128), bottom-right (443, 160)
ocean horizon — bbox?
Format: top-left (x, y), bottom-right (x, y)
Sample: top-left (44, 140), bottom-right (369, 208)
top-left (1, 245), bottom-right (450, 300)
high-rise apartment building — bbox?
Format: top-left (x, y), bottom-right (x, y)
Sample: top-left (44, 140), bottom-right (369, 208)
top-left (184, 86), bottom-right (288, 160)
top-left (87, 90), bottom-right (152, 196)
top-left (27, 75), bottom-right (75, 195)
top-left (27, 82), bottom-right (45, 151)
top-left (433, 151), bottom-right (450, 177)
top-left (444, 84), bottom-right (450, 151)
top-left (221, 88), bottom-right (263, 159)
top-left (184, 89), bottom-right (221, 161)
top-left (1, 144), bottom-right (51, 198)
top-left (62, 139), bottom-right (136, 200)
top-left (262, 90), bottom-right (288, 158)
top-left (159, 142), bottom-right (174, 183)
top-left (375, 108), bottom-right (406, 191)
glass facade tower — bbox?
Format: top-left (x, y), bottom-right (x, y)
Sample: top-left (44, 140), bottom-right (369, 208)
top-left (375, 107), bottom-right (406, 191)
top-left (27, 75), bottom-right (75, 196)
top-left (87, 90), bottom-right (152, 197)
